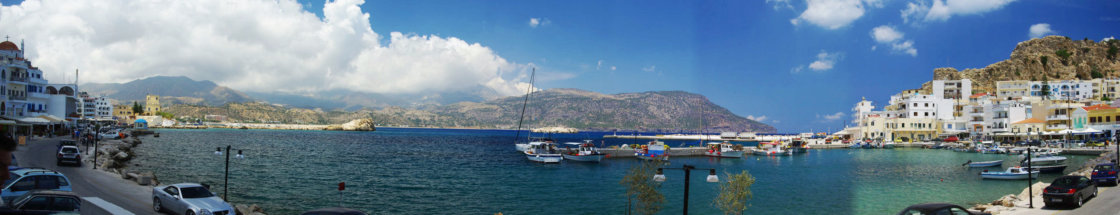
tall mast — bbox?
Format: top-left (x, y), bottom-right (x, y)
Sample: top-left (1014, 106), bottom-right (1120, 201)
top-left (512, 68), bottom-right (535, 144)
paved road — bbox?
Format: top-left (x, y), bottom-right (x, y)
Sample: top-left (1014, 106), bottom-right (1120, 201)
top-left (12, 136), bottom-right (157, 214)
top-left (1064, 184), bottom-right (1120, 215)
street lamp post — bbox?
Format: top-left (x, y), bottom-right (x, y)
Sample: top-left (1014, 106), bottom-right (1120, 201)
top-left (219, 145), bottom-right (246, 201)
top-left (1028, 130), bottom-right (1036, 208)
top-left (654, 164), bottom-right (719, 215)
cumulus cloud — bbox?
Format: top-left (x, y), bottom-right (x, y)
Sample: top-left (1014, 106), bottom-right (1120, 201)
top-left (747, 115), bottom-right (768, 122)
top-left (642, 65), bottom-right (656, 73)
top-left (793, 0), bottom-right (866, 30)
top-left (808, 50), bottom-right (840, 71)
top-left (0, 0), bottom-right (536, 98)
top-left (765, 0), bottom-right (794, 10)
top-left (1029, 23), bottom-right (1055, 39)
top-left (819, 112), bottom-right (846, 121)
top-left (870, 25), bottom-right (918, 57)
top-left (902, 0), bottom-right (1016, 23)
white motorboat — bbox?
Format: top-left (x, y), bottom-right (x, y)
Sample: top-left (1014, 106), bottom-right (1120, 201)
top-left (752, 142), bottom-right (790, 156)
top-left (562, 140), bottom-right (606, 162)
top-left (636, 140), bottom-right (669, 161)
top-left (981, 167), bottom-right (1040, 180)
top-left (524, 141), bottom-right (563, 163)
top-left (704, 141), bottom-right (744, 158)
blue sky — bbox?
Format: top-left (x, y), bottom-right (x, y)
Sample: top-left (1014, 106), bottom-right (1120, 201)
top-left (1, 0), bottom-right (1117, 132)
top-left (291, 0), bottom-right (1117, 132)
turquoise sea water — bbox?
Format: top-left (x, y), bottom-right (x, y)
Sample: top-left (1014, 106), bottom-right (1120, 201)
top-left (129, 128), bottom-right (1097, 214)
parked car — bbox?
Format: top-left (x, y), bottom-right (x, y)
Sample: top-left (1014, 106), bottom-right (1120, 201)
top-left (1091, 163), bottom-right (1118, 186)
top-left (56, 146), bottom-right (82, 167)
top-left (6, 190), bottom-right (80, 213)
top-left (897, 203), bottom-right (991, 215)
top-left (1043, 176), bottom-right (1098, 207)
top-left (57, 140), bottom-right (78, 152)
top-left (153, 183), bottom-right (234, 215)
top-left (301, 207), bottom-right (369, 215)
top-left (1, 168), bottom-right (73, 205)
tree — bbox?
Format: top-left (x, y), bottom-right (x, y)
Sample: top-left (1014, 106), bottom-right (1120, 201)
top-left (1055, 49), bottom-right (1071, 65)
top-left (132, 101), bottom-right (144, 115)
top-left (1102, 95), bottom-right (1111, 102)
top-left (620, 161), bottom-right (665, 215)
top-left (1040, 56), bottom-right (1049, 68)
top-left (156, 111), bottom-right (174, 120)
top-left (713, 170), bottom-right (756, 215)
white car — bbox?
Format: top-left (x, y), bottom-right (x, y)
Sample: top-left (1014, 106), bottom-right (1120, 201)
top-left (152, 183), bottom-right (234, 215)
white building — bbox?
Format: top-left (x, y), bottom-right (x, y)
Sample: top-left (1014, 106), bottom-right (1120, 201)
top-left (0, 40), bottom-right (52, 118)
top-left (79, 92), bottom-right (113, 120)
top-left (932, 79), bottom-right (972, 99)
top-left (1028, 80), bottom-right (1093, 101)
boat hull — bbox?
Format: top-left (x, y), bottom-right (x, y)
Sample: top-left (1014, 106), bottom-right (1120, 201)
top-left (515, 143), bottom-right (529, 152)
top-left (526, 154), bottom-right (563, 163)
top-left (751, 150), bottom-right (790, 156)
top-left (636, 153), bottom-right (669, 161)
top-left (968, 161), bottom-right (1003, 168)
top-left (562, 154), bottom-right (605, 162)
top-left (1029, 165), bottom-right (1068, 173)
top-left (704, 150), bottom-right (744, 158)
top-left (981, 172), bottom-right (1040, 180)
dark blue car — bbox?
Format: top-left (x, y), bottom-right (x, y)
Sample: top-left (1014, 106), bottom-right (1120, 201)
top-left (1091, 163), bottom-right (1118, 186)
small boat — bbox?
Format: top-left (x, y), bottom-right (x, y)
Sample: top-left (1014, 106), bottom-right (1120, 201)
top-left (524, 141), bottom-right (563, 163)
top-left (562, 140), bottom-right (606, 162)
top-left (965, 160), bottom-right (1003, 168)
top-left (636, 140), bottom-right (669, 161)
top-left (752, 142), bottom-right (790, 156)
top-left (516, 137), bottom-right (554, 152)
top-left (981, 167), bottom-right (1040, 180)
top-left (704, 141), bottom-right (745, 158)
top-left (787, 140), bottom-right (808, 153)
top-left (849, 143), bottom-right (862, 149)
top-left (1021, 155), bottom-right (1068, 166)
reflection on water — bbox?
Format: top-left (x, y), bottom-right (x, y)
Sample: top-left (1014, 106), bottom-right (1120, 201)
top-left (130, 128), bottom-right (1095, 214)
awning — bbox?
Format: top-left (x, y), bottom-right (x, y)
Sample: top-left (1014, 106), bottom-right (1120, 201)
top-left (135, 119), bottom-right (148, 123)
top-left (17, 117), bottom-right (50, 124)
top-left (38, 115), bottom-right (64, 122)
top-left (0, 120), bottom-right (16, 125)
top-left (1076, 128), bottom-right (1103, 134)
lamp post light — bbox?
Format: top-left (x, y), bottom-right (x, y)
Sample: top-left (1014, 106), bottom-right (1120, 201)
top-left (218, 145), bottom-right (246, 201)
top-left (1028, 130), bottom-right (1036, 208)
top-left (653, 164), bottom-right (719, 215)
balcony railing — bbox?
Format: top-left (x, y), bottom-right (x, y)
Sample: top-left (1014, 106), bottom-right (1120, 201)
top-left (9, 95), bottom-right (26, 100)
top-left (1046, 115), bottom-right (1070, 121)
top-left (9, 76), bottom-right (27, 82)
top-left (1046, 124), bottom-right (1069, 130)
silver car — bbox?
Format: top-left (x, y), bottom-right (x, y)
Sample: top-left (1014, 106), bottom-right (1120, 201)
top-left (152, 183), bottom-right (234, 215)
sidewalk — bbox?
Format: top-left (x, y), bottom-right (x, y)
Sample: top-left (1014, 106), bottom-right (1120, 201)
top-left (996, 186), bottom-right (1117, 215)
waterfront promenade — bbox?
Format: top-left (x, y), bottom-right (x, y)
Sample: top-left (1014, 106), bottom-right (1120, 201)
top-left (12, 136), bottom-right (154, 214)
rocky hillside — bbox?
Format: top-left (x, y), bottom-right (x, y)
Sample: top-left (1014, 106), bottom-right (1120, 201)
top-left (923, 36), bottom-right (1120, 93)
top-left (165, 89), bottom-right (775, 133)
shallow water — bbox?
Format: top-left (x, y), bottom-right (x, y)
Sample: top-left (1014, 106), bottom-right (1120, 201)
top-left (129, 128), bottom-right (1097, 214)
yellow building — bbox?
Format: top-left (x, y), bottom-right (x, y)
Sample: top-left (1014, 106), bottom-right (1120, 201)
top-left (144, 94), bottom-right (161, 115)
top-left (857, 115), bottom-right (942, 142)
top-left (1011, 118), bottom-right (1046, 133)
top-left (113, 104), bottom-right (134, 118)
top-left (996, 80), bottom-right (1029, 98)
top-left (1043, 100), bottom-right (1082, 131)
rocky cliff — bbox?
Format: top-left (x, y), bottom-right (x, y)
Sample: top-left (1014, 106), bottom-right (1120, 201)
top-left (923, 36), bottom-right (1120, 93)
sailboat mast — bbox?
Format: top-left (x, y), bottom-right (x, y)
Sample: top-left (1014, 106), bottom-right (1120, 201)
top-left (512, 68), bottom-right (536, 144)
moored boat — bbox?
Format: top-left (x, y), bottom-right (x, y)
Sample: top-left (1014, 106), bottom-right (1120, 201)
top-left (704, 141), bottom-right (744, 158)
top-left (524, 141), bottom-right (563, 163)
top-left (636, 140), bottom-right (669, 161)
top-left (562, 140), bottom-right (606, 162)
top-left (788, 140), bottom-right (808, 153)
top-left (752, 142), bottom-right (790, 156)
top-left (965, 160), bottom-right (1003, 168)
top-left (981, 167), bottom-right (1040, 180)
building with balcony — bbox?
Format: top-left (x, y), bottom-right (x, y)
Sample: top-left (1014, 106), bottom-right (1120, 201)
top-left (996, 80), bottom-right (1030, 99)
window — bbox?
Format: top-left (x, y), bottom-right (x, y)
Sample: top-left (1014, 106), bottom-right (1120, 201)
top-left (20, 196), bottom-right (50, 210)
top-left (10, 177), bottom-right (35, 191)
top-left (35, 175), bottom-right (59, 189)
top-left (52, 197), bottom-right (79, 211)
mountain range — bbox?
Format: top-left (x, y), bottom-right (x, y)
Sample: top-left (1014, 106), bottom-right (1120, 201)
top-left (84, 76), bottom-right (774, 132)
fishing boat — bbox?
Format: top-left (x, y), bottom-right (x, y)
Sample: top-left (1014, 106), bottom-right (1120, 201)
top-left (981, 167), bottom-right (1040, 180)
top-left (562, 140), bottom-right (606, 162)
top-left (1029, 165), bottom-right (1068, 173)
top-left (1021, 155), bottom-right (1068, 166)
top-left (524, 141), bottom-right (563, 163)
top-left (704, 141), bottom-right (744, 158)
top-left (964, 160), bottom-right (1003, 168)
top-left (752, 142), bottom-right (790, 156)
top-left (848, 143), bottom-right (862, 149)
top-left (635, 140), bottom-right (669, 161)
top-left (787, 140), bottom-right (808, 154)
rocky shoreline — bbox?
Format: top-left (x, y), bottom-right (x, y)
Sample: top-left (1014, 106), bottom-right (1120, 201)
top-left (970, 152), bottom-right (1118, 214)
top-left (83, 131), bottom-right (269, 215)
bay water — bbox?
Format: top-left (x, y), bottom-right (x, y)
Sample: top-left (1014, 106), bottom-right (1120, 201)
top-left (129, 128), bottom-right (1098, 214)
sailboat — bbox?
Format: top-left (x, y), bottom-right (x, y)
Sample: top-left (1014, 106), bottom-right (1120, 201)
top-left (513, 68), bottom-right (535, 152)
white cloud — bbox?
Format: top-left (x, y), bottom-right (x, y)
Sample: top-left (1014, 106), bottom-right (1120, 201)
top-left (2, 0), bottom-right (536, 98)
top-left (870, 25), bottom-right (918, 57)
top-left (790, 65), bottom-right (805, 74)
top-left (771, 120), bottom-right (781, 123)
top-left (902, 0), bottom-right (1016, 23)
top-left (793, 0), bottom-right (865, 30)
top-left (610, 66), bottom-right (617, 71)
top-left (529, 17), bottom-right (550, 28)
top-left (766, 0), bottom-right (794, 10)
top-left (871, 25), bottom-right (904, 43)
top-left (747, 115), bottom-right (768, 122)
top-left (1029, 23), bottom-right (1055, 39)
top-left (596, 60), bottom-right (604, 70)
top-left (820, 112), bottom-right (846, 121)
top-left (808, 50), bottom-right (840, 71)
top-left (642, 65), bottom-right (656, 73)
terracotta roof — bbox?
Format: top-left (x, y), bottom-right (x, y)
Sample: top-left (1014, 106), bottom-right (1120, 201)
top-left (969, 93), bottom-right (988, 98)
top-left (1012, 118), bottom-right (1046, 124)
top-left (1082, 104), bottom-right (1116, 111)
top-left (0, 41), bottom-right (18, 51)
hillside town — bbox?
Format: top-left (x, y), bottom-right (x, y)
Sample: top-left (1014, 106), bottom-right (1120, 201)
top-left (0, 39), bottom-right (173, 138)
top-left (843, 77), bottom-right (1120, 145)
